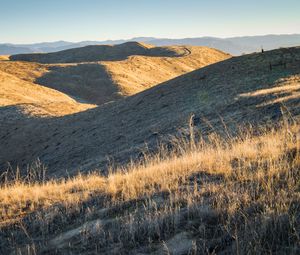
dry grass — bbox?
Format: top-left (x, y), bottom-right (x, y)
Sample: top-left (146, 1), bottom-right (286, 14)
top-left (0, 55), bottom-right (10, 61)
top-left (0, 45), bottom-right (229, 115)
top-left (0, 68), bottom-right (95, 116)
top-left (102, 46), bottom-right (230, 96)
top-left (0, 120), bottom-right (299, 254)
top-left (239, 75), bottom-right (300, 106)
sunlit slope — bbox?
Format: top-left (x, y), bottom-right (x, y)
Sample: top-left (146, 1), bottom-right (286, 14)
top-left (0, 63), bottom-right (94, 117)
top-left (0, 60), bottom-right (47, 82)
top-left (103, 46), bottom-right (230, 95)
top-left (9, 43), bottom-right (230, 105)
top-left (0, 55), bottom-right (9, 61)
top-left (1, 47), bottom-right (299, 175)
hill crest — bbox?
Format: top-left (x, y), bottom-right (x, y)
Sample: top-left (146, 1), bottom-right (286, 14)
top-left (9, 42), bottom-right (186, 63)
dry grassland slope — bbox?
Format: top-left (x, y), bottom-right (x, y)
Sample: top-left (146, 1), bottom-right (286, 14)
top-left (8, 43), bottom-right (230, 105)
top-left (0, 66), bottom-right (94, 117)
top-left (0, 47), bottom-right (299, 176)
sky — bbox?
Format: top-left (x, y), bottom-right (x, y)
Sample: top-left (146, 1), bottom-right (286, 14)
top-left (1, 0), bottom-right (300, 44)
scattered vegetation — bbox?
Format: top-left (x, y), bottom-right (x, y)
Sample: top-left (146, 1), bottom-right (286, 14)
top-left (1, 118), bottom-right (299, 254)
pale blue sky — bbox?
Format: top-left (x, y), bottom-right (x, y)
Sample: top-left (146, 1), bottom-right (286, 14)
top-left (1, 0), bottom-right (300, 43)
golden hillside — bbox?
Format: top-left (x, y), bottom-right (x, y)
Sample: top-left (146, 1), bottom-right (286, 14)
top-left (0, 68), bottom-right (94, 117)
top-left (103, 46), bottom-right (229, 95)
top-left (5, 43), bottom-right (230, 105)
top-left (0, 42), bottom-right (230, 116)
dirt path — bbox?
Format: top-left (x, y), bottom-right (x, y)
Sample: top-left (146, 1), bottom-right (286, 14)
top-left (182, 47), bottom-right (192, 56)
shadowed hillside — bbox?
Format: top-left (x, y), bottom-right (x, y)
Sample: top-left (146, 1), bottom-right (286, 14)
top-left (1, 107), bottom-right (299, 254)
top-left (1, 47), bottom-right (299, 176)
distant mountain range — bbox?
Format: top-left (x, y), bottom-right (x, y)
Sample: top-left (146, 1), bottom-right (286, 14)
top-left (1, 34), bottom-right (300, 55)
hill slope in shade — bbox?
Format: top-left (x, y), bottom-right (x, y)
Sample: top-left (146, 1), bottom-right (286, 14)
top-left (6, 43), bottom-right (230, 105)
top-left (1, 47), bottom-right (299, 176)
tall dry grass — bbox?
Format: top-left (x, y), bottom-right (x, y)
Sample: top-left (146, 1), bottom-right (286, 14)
top-left (0, 121), bottom-right (299, 254)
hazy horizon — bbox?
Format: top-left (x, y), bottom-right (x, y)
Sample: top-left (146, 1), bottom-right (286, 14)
top-left (1, 33), bottom-right (300, 45)
top-left (1, 0), bottom-right (300, 44)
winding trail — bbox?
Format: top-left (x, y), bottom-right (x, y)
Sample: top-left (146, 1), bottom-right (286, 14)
top-left (182, 47), bottom-right (192, 56)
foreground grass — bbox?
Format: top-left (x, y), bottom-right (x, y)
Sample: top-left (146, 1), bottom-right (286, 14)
top-left (0, 123), bottom-right (300, 254)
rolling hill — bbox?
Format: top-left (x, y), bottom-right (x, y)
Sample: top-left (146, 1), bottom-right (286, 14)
top-left (5, 42), bottom-right (230, 105)
top-left (1, 46), bottom-right (299, 176)
top-left (9, 42), bottom-right (181, 63)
